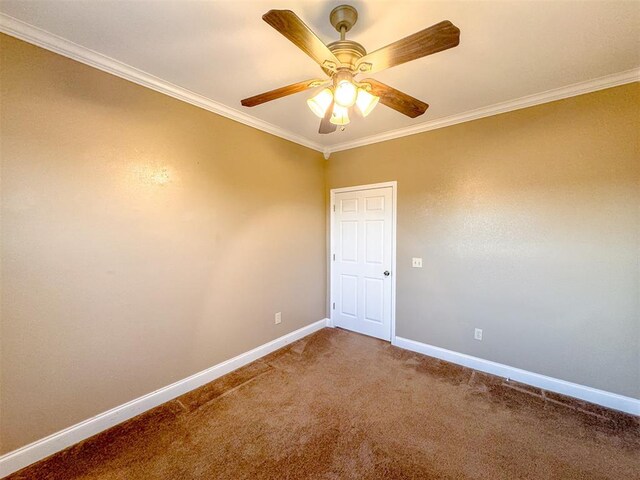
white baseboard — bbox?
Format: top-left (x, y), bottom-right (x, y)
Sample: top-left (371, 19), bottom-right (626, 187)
top-left (393, 336), bottom-right (639, 416)
top-left (0, 318), bottom-right (330, 478)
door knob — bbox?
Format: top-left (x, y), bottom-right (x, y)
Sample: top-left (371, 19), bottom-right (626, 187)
top-left (384, 270), bottom-right (390, 276)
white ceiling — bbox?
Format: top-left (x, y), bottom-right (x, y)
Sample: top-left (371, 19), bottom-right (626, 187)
top-left (1, 1), bottom-right (639, 150)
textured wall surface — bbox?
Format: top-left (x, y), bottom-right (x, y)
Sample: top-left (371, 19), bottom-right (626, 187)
top-left (1, 29), bottom-right (638, 459)
top-left (328, 83), bottom-right (640, 399)
top-left (0, 34), bottom-right (326, 453)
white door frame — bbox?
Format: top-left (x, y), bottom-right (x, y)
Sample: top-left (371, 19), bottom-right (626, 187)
top-left (329, 181), bottom-right (397, 342)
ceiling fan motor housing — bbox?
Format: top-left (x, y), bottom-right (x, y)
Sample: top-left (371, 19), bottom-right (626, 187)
top-left (323, 40), bottom-right (367, 75)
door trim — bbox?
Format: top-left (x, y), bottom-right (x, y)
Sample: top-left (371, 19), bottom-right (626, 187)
top-left (329, 181), bottom-right (397, 342)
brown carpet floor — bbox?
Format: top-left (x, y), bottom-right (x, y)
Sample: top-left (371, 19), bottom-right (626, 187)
top-left (6, 327), bottom-right (639, 480)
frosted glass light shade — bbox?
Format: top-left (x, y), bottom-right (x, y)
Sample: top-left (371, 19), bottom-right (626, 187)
top-left (307, 88), bottom-right (333, 118)
top-left (355, 88), bottom-right (380, 117)
top-left (330, 104), bottom-right (350, 126)
top-left (334, 80), bottom-right (358, 107)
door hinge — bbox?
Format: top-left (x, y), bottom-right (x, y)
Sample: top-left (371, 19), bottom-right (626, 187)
top-left (332, 253), bottom-right (335, 261)
top-left (332, 302), bottom-right (335, 310)
top-left (333, 204), bottom-right (336, 212)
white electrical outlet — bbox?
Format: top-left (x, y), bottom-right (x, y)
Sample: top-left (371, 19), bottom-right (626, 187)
top-left (274, 312), bottom-right (282, 324)
top-left (412, 257), bottom-right (423, 268)
top-left (474, 328), bottom-right (483, 341)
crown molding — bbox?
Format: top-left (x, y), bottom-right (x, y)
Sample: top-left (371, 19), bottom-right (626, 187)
top-left (2, 13), bottom-right (638, 157)
top-left (326, 68), bottom-right (640, 153)
top-left (0, 13), bottom-right (325, 153)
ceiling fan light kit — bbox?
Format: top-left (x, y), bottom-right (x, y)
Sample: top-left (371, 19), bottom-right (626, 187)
top-left (241, 5), bottom-right (460, 134)
top-left (307, 88), bottom-right (334, 118)
top-left (356, 88), bottom-right (379, 117)
top-left (334, 79), bottom-right (358, 108)
top-left (330, 104), bottom-right (351, 126)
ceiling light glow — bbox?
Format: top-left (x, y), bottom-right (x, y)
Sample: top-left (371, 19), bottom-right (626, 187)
top-left (307, 88), bottom-right (334, 118)
top-left (334, 80), bottom-right (358, 107)
top-left (330, 104), bottom-right (350, 125)
top-left (355, 88), bottom-right (380, 117)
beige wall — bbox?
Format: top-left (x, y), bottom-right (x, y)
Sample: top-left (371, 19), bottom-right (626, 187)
top-left (1, 29), bottom-right (638, 457)
top-left (0, 34), bottom-right (326, 453)
top-left (328, 82), bottom-right (640, 399)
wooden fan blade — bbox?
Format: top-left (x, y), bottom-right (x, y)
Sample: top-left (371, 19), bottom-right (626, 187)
top-left (263, 10), bottom-right (341, 72)
top-left (362, 79), bottom-right (429, 118)
top-left (241, 79), bottom-right (326, 107)
top-left (319, 100), bottom-right (337, 134)
top-left (356, 20), bottom-right (460, 75)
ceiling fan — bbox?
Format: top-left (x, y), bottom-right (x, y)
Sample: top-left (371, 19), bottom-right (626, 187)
top-left (241, 5), bottom-right (460, 134)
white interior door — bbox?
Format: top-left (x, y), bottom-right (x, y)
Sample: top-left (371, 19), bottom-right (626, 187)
top-left (331, 185), bottom-right (394, 341)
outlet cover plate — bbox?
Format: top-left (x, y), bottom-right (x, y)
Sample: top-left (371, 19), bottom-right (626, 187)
top-left (474, 328), bottom-right (483, 340)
